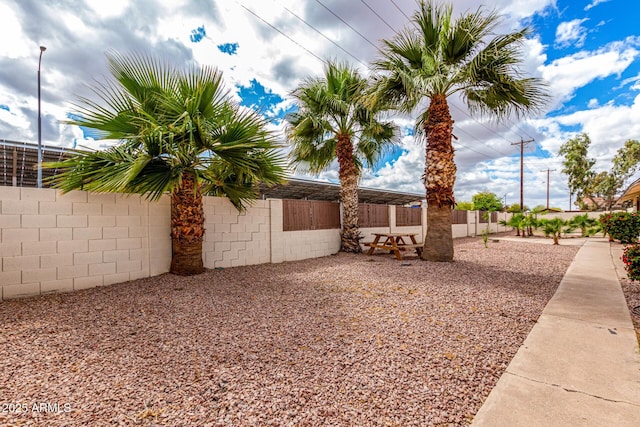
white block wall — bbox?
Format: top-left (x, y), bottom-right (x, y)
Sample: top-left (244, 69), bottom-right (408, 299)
top-left (0, 187), bottom-right (161, 300)
top-left (1, 188), bottom-right (517, 301)
top-left (203, 197), bottom-right (271, 268)
top-left (269, 199), bottom-right (341, 263)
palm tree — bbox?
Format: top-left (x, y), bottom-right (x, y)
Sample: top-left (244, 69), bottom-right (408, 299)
top-left (540, 218), bottom-right (575, 245)
top-left (568, 213), bottom-right (600, 237)
top-left (46, 51), bottom-right (286, 275)
top-left (286, 60), bottom-right (397, 252)
top-left (372, 0), bottom-right (548, 261)
top-left (500, 213), bottom-right (525, 237)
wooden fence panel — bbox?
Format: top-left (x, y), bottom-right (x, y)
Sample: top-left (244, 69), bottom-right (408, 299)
top-left (479, 211), bottom-right (489, 223)
top-left (396, 206), bottom-right (422, 226)
top-left (491, 211), bottom-right (498, 222)
top-left (283, 199), bottom-right (340, 231)
top-left (358, 203), bottom-right (389, 227)
top-left (452, 209), bottom-right (467, 224)
top-left (312, 201), bottom-right (341, 230)
top-left (283, 199), bottom-right (312, 231)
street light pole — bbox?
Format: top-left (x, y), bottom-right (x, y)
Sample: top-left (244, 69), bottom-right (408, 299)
top-left (37, 45), bottom-right (46, 188)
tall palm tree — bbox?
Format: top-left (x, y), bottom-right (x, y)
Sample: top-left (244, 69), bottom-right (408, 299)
top-left (286, 61), bottom-right (397, 252)
top-left (372, 0), bottom-right (548, 261)
top-left (46, 51), bottom-right (286, 275)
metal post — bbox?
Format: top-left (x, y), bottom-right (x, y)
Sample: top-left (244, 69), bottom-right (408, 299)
top-left (37, 46), bottom-right (46, 188)
top-left (511, 138), bottom-right (534, 212)
top-left (541, 168), bottom-right (556, 209)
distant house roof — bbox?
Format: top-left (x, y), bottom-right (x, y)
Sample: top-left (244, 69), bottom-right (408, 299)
top-left (576, 195), bottom-right (625, 210)
top-left (618, 177), bottom-right (640, 203)
top-left (1, 140), bottom-right (424, 205)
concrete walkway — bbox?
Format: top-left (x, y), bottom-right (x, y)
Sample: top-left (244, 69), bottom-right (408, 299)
top-left (472, 237), bottom-right (640, 426)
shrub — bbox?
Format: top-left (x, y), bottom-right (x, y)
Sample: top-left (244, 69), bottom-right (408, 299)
top-left (622, 244), bottom-right (640, 281)
top-left (600, 212), bottom-right (640, 243)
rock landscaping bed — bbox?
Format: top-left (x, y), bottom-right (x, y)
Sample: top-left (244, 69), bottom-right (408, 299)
top-left (0, 237), bottom-right (579, 426)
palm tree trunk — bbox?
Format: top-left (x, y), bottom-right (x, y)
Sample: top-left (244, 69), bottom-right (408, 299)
top-left (336, 134), bottom-right (362, 253)
top-left (170, 173), bottom-right (205, 275)
top-left (422, 94), bottom-right (456, 262)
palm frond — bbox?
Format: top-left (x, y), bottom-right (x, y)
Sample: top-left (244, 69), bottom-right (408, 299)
top-left (46, 51), bottom-right (285, 210)
top-left (371, 0), bottom-right (549, 122)
top-left (286, 60), bottom-right (398, 178)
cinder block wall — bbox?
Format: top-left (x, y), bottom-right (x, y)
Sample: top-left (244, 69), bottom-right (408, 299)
top-left (202, 197), bottom-right (271, 268)
top-left (2, 188), bottom-right (517, 301)
top-left (0, 187), bottom-right (162, 300)
top-left (269, 199), bottom-right (341, 262)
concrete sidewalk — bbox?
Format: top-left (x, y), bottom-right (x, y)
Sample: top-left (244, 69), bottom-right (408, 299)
top-left (472, 238), bottom-right (640, 426)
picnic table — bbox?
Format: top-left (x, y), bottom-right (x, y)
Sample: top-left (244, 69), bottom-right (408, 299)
top-left (363, 232), bottom-right (423, 260)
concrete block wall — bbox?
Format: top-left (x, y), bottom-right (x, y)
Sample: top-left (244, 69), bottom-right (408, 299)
top-left (0, 187), bottom-right (156, 300)
top-left (543, 211), bottom-right (602, 221)
top-left (202, 197), bottom-right (271, 268)
top-left (1, 188), bottom-right (519, 301)
top-left (269, 199), bottom-right (341, 262)
top-left (148, 195), bottom-right (171, 276)
top-left (452, 224), bottom-right (469, 238)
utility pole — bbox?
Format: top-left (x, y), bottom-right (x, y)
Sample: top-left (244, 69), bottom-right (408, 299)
top-left (541, 168), bottom-right (556, 209)
top-left (511, 138), bottom-right (534, 212)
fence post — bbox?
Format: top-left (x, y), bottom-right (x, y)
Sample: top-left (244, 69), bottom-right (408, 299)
top-left (269, 199), bottom-right (284, 264)
top-left (422, 205), bottom-right (427, 241)
top-left (389, 205), bottom-right (396, 233)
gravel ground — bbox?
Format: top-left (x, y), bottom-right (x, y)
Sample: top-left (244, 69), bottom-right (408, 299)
top-left (0, 237), bottom-right (579, 426)
top-left (620, 277), bottom-right (640, 345)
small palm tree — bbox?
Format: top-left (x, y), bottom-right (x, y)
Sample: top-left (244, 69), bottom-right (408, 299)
top-left (500, 213), bottom-right (526, 237)
top-left (523, 213), bottom-right (541, 237)
top-left (372, 0), bottom-right (548, 261)
top-left (286, 60), bottom-right (397, 252)
top-left (540, 218), bottom-right (575, 245)
top-left (46, 51), bottom-right (286, 275)
top-left (568, 213), bottom-right (599, 237)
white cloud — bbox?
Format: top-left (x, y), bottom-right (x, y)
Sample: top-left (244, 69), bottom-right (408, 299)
top-left (555, 18), bottom-right (589, 48)
top-left (0, 0), bottom-right (636, 212)
top-left (585, 0), bottom-right (611, 11)
top-left (0, 3), bottom-right (31, 58)
top-left (534, 93), bottom-right (640, 172)
top-left (84, 0), bottom-right (130, 18)
top-left (541, 39), bottom-right (639, 108)
top-left (587, 98), bottom-right (599, 108)
top-left (618, 72), bottom-right (640, 90)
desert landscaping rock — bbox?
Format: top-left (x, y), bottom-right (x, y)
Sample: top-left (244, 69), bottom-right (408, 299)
top-left (0, 237), bottom-right (579, 426)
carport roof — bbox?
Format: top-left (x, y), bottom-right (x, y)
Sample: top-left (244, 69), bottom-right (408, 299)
top-left (1, 140), bottom-right (424, 205)
top-left (258, 177), bottom-right (424, 205)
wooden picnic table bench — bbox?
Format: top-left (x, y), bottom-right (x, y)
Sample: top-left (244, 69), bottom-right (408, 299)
top-left (363, 232), bottom-right (423, 260)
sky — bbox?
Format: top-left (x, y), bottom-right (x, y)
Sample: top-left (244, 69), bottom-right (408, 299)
top-left (1, 0), bottom-right (639, 210)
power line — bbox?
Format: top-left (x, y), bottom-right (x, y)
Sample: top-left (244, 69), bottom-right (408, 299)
top-left (511, 138), bottom-right (535, 210)
top-left (279, 3), bottom-right (367, 66)
top-left (452, 126), bottom-right (513, 160)
top-left (312, 0), bottom-right (535, 161)
top-left (390, 0), bottom-right (411, 21)
top-left (541, 168), bottom-right (556, 209)
top-left (238, 3), bottom-right (324, 63)
top-left (313, 0), bottom-right (378, 49)
top-left (449, 103), bottom-right (519, 156)
top-left (360, 0), bottom-right (396, 32)
top-left (240, 1), bottom-right (545, 189)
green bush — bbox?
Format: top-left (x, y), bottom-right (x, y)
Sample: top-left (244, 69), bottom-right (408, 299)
top-left (622, 244), bottom-right (640, 281)
top-left (600, 212), bottom-right (640, 243)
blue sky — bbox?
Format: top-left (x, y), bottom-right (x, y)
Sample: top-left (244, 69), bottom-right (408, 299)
top-left (0, 0), bottom-right (639, 210)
